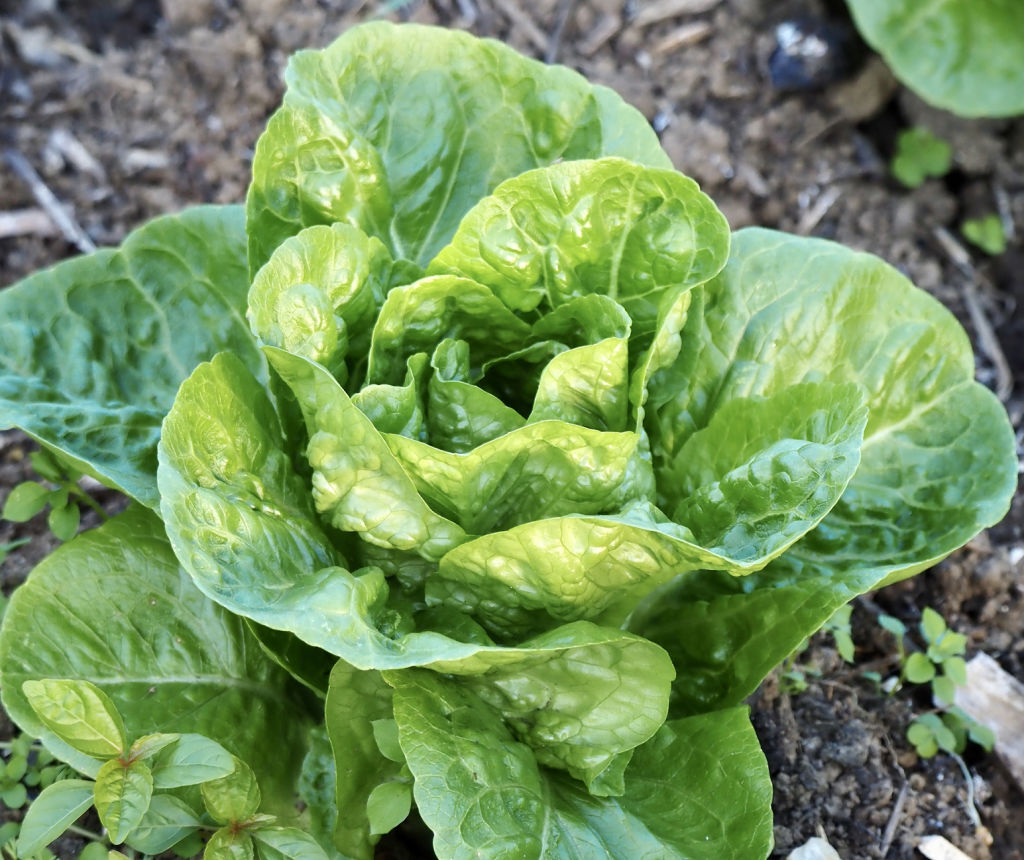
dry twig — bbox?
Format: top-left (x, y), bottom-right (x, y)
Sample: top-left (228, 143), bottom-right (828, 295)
top-left (490, 0), bottom-right (549, 53)
top-left (3, 148), bottom-right (96, 254)
top-left (545, 0), bottom-right (577, 63)
top-left (933, 226), bottom-right (1013, 402)
top-left (796, 186), bottom-right (841, 235)
top-left (0, 208), bottom-right (58, 240)
top-left (631, 0), bottom-right (721, 28)
top-left (880, 782), bottom-right (909, 857)
top-left (578, 13), bottom-right (621, 57)
top-left (651, 21), bottom-right (713, 54)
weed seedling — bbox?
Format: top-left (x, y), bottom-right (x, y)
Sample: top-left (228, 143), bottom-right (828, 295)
top-left (891, 127), bottom-right (952, 188)
top-left (1, 449), bottom-right (107, 542)
top-left (877, 607), bottom-right (994, 758)
top-left (961, 214), bottom-right (1007, 256)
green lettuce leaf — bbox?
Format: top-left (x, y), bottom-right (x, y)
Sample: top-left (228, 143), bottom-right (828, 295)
top-left (248, 222), bottom-right (419, 383)
top-left (528, 339), bottom-right (630, 431)
top-left (323, 662), bottom-right (398, 860)
top-left (846, 0), bottom-right (1024, 117)
top-left (351, 353), bottom-right (429, 439)
top-left (366, 275), bottom-right (530, 386)
top-left (384, 421), bottom-right (655, 533)
top-left (0, 507), bottom-right (309, 812)
top-left (158, 352), bottom-right (342, 611)
top-left (0, 206), bottom-right (261, 508)
top-left (651, 228), bottom-right (1015, 577)
top-left (390, 669), bottom-right (770, 859)
top-left (246, 22), bottom-right (671, 270)
top-left (264, 347), bottom-right (467, 559)
top-left (429, 158), bottom-right (729, 334)
top-left (426, 339), bottom-right (525, 453)
top-left (634, 228), bottom-right (1017, 713)
top-left (429, 382), bottom-right (865, 638)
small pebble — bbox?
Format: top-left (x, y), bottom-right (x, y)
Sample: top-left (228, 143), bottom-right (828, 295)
top-left (769, 17), bottom-right (860, 92)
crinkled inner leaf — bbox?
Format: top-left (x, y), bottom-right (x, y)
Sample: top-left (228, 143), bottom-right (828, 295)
top-left (429, 158), bottom-right (729, 334)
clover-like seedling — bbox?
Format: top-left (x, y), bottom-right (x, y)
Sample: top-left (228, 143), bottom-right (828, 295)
top-left (890, 127), bottom-right (952, 188)
top-left (901, 607), bottom-right (968, 705)
top-left (962, 214), bottom-right (1007, 256)
top-left (874, 608), bottom-right (996, 760)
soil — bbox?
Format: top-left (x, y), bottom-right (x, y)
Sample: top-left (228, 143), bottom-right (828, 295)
top-left (1, 0), bottom-right (1023, 858)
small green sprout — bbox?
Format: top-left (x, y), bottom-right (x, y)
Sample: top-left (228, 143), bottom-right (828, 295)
top-left (1, 449), bottom-right (107, 542)
top-left (823, 604), bottom-right (855, 663)
top-left (0, 538), bottom-right (30, 571)
top-left (961, 214), bottom-right (1007, 255)
top-left (891, 127), bottom-right (952, 188)
top-left (876, 607), bottom-right (993, 759)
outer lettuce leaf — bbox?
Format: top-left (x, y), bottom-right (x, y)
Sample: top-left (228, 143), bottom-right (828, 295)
top-left (390, 670), bottom-right (770, 860)
top-left (634, 229), bottom-right (1016, 713)
top-left (664, 381), bottom-right (867, 561)
top-left (428, 158), bottom-right (729, 334)
top-left (0, 507), bottom-right (309, 813)
top-left (324, 663), bottom-right (398, 860)
top-left (158, 352), bottom-right (342, 608)
top-left (247, 22), bottom-right (671, 270)
top-left (846, 0), bottom-right (1024, 117)
top-left (0, 206), bottom-right (261, 508)
top-left (651, 228), bottom-right (1015, 578)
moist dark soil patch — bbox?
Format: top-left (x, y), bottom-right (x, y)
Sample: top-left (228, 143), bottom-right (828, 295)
top-left (1, 1), bottom-right (1022, 857)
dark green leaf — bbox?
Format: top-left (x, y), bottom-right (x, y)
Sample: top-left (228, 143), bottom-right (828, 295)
top-left (0, 508), bottom-right (309, 811)
top-left (391, 670), bottom-right (771, 859)
top-left (324, 662), bottom-right (401, 860)
top-left (0, 207), bottom-right (263, 508)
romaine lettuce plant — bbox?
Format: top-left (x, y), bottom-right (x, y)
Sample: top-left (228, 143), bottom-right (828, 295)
top-left (845, 0), bottom-right (1024, 117)
top-left (0, 21), bottom-right (1016, 860)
